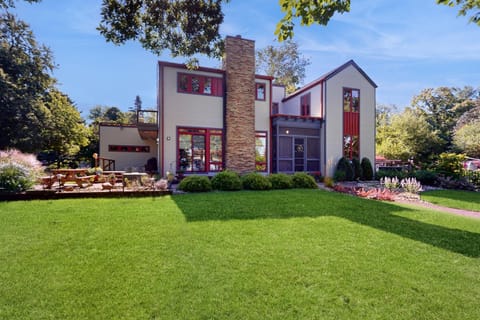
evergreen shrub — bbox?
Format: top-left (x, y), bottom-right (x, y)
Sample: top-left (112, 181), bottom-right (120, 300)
top-left (241, 173), bottom-right (272, 190)
top-left (177, 175), bottom-right (212, 192)
top-left (268, 173), bottom-right (293, 189)
top-left (211, 170), bottom-right (242, 191)
top-left (360, 157), bottom-right (374, 180)
top-left (292, 172), bottom-right (318, 189)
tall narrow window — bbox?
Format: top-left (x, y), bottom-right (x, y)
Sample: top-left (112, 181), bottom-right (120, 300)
top-left (272, 102), bottom-right (279, 115)
top-left (256, 83), bottom-right (266, 101)
top-left (343, 88), bottom-right (360, 159)
top-left (300, 93), bottom-right (311, 116)
top-left (255, 132), bottom-right (267, 171)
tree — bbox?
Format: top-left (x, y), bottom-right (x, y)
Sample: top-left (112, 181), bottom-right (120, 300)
top-left (41, 89), bottom-right (90, 166)
top-left (88, 105), bottom-right (129, 124)
top-left (0, 0), bottom-right (40, 9)
top-left (256, 39), bottom-right (310, 94)
top-left (128, 95), bottom-right (142, 123)
top-left (376, 107), bottom-right (442, 163)
top-left (411, 86), bottom-right (478, 151)
top-left (96, 1), bottom-right (480, 58)
top-left (0, 11), bottom-right (54, 152)
top-left (98, 0), bottom-right (226, 59)
top-left (453, 119), bottom-right (480, 158)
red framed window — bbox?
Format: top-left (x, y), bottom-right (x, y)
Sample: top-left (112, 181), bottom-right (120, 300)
top-left (256, 83), bottom-right (266, 101)
top-left (108, 145), bottom-right (150, 153)
top-left (343, 88), bottom-right (360, 159)
top-left (177, 73), bottom-right (223, 96)
top-left (255, 131), bottom-right (268, 172)
top-left (178, 128), bottom-right (223, 173)
top-left (300, 93), bottom-right (310, 116)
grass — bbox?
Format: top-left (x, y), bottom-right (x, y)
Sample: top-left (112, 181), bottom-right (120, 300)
top-left (0, 189), bottom-right (479, 319)
top-left (421, 190), bottom-right (480, 212)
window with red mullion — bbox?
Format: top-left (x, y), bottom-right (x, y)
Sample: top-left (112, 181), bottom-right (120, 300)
top-left (300, 93), bottom-right (311, 116)
top-left (177, 73), bottom-right (223, 96)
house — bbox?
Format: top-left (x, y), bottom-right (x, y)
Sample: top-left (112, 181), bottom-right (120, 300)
top-left (99, 35), bottom-right (377, 177)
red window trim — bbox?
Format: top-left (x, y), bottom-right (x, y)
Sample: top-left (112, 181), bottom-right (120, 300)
top-left (177, 73), bottom-right (223, 97)
top-left (300, 93), bottom-right (311, 116)
top-left (177, 127), bottom-right (223, 173)
top-left (342, 87), bottom-right (360, 159)
top-left (108, 145), bottom-right (150, 153)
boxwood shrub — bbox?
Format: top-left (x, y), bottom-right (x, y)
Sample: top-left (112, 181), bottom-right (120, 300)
top-left (177, 175), bottom-right (212, 192)
top-left (211, 170), bottom-right (242, 191)
top-left (268, 173), bottom-right (293, 189)
top-left (241, 172), bottom-right (272, 190)
top-left (292, 172), bottom-right (318, 189)
top-left (360, 157), bottom-right (374, 180)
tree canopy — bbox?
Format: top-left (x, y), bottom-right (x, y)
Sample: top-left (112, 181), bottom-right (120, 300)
top-left (256, 40), bottom-right (310, 94)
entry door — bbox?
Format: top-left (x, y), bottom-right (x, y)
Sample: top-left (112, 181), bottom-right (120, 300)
top-left (294, 138), bottom-right (305, 172)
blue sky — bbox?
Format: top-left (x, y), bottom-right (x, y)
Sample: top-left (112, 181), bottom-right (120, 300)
top-left (13, 0), bottom-right (480, 118)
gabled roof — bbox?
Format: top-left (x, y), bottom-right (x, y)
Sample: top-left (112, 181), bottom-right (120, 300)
top-left (283, 59), bottom-right (377, 102)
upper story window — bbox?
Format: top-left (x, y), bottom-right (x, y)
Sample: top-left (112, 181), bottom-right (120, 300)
top-left (300, 93), bottom-right (311, 116)
top-left (256, 83), bottom-right (266, 101)
top-left (178, 73), bottom-right (223, 97)
top-left (343, 88), bottom-right (360, 112)
top-left (272, 103), bottom-right (279, 115)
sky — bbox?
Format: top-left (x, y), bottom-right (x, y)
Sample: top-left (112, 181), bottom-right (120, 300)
top-left (12, 0), bottom-right (480, 118)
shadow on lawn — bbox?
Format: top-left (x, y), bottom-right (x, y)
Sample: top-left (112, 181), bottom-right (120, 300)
top-left (172, 190), bottom-right (480, 258)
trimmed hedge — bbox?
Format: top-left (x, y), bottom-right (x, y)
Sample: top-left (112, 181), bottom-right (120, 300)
top-left (292, 172), bottom-right (318, 189)
top-left (177, 175), bottom-right (212, 192)
top-left (211, 170), bottom-right (242, 191)
top-left (242, 173), bottom-right (272, 190)
top-left (268, 173), bottom-right (293, 189)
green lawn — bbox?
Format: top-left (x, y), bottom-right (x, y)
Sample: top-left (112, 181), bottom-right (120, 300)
top-left (421, 190), bottom-right (480, 212)
top-left (1, 189), bottom-right (479, 319)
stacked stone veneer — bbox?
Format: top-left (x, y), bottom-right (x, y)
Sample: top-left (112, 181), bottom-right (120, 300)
top-left (224, 36), bottom-right (256, 173)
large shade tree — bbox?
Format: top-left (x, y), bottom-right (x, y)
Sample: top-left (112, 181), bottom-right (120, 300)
top-left (0, 11), bottom-right (54, 152)
top-left (376, 107), bottom-right (443, 163)
top-left (411, 86), bottom-right (479, 151)
top-left (1, 11), bottom-right (89, 159)
top-left (256, 40), bottom-right (310, 94)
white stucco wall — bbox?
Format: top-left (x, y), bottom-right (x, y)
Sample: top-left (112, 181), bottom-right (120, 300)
top-left (324, 64), bottom-right (376, 177)
top-left (280, 85), bottom-right (322, 117)
top-left (254, 78), bottom-right (271, 131)
top-left (99, 125), bottom-right (157, 171)
top-left (160, 65), bottom-right (224, 174)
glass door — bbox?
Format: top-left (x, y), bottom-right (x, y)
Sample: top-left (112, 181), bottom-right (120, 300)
top-left (294, 138), bottom-right (305, 172)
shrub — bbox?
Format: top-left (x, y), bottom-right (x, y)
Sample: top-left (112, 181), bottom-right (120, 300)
top-left (177, 175), bottom-right (212, 192)
top-left (351, 158), bottom-right (363, 180)
top-left (268, 173), bottom-right (293, 189)
top-left (360, 157), bottom-right (374, 180)
top-left (335, 157), bottom-right (354, 181)
top-left (376, 169), bottom-right (409, 181)
top-left (211, 170), bottom-right (242, 191)
top-left (435, 153), bottom-right (466, 178)
top-left (0, 149), bottom-right (43, 192)
top-left (323, 176), bottom-right (335, 188)
top-left (242, 173), bottom-right (272, 190)
top-left (333, 170), bottom-right (346, 182)
top-left (414, 170), bottom-right (437, 186)
top-left (292, 172), bottom-right (318, 189)
top-left (435, 175), bottom-right (476, 191)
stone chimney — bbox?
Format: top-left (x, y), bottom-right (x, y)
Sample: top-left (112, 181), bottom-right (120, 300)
top-left (223, 35), bottom-right (256, 174)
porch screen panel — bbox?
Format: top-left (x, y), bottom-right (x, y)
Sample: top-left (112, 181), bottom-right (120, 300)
top-left (279, 136), bottom-right (293, 158)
